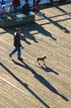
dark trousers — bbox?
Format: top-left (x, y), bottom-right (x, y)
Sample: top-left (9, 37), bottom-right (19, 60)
top-left (10, 47), bottom-right (21, 58)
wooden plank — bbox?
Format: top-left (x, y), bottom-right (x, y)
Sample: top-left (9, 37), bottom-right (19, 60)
top-left (0, 3), bottom-right (71, 108)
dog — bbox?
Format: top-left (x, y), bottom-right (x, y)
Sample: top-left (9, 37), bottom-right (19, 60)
top-left (36, 56), bottom-right (47, 66)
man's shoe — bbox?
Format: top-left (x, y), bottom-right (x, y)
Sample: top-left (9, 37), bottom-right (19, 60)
top-left (9, 54), bottom-right (12, 58)
top-left (18, 57), bottom-right (23, 61)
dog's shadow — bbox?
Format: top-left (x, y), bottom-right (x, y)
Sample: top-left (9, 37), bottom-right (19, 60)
top-left (38, 64), bottom-right (59, 75)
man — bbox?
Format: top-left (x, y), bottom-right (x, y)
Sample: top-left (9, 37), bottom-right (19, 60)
top-left (32, 0), bottom-right (41, 14)
top-left (9, 28), bottom-right (23, 61)
top-left (22, 0), bottom-right (31, 15)
top-left (12, 0), bottom-right (20, 9)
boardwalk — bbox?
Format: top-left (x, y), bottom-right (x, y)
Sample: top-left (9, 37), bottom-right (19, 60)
top-left (0, 3), bottom-right (71, 108)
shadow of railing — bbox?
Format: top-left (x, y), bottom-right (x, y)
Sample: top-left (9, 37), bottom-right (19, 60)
top-left (11, 59), bottom-right (69, 102)
top-left (48, 12), bottom-right (71, 19)
top-left (37, 14), bottom-right (70, 33)
top-left (55, 5), bottom-right (70, 14)
top-left (0, 62), bottom-right (50, 108)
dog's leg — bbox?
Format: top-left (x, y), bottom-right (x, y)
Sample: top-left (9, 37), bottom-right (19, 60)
top-left (43, 60), bottom-right (46, 65)
top-left (38, 62), bottom-right (40, 65)
top-left (37, 59), bottom-right (41, 65)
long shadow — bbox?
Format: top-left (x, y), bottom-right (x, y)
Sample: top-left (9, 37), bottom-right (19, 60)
top-left (0, 26), bottom-right (38, 45)
top-left (20, 34), bottom-right (31, 45)
top-left (1, 21), bottom-right (56, 43)
top-left (0, 62), bottom-right (50, 108)
top-left (41, 14), bottom-right (70, 33)
top-left (21, 26), bottom-right (39, 43)
top-left (55, 5), bottom-right (69, 14)
top-left (39, 64), bottom-right (59, 75)
top-left (40, 17), bottom-right (71, 26)
top-left (36, 12), bottom-right (71, 22)
top-left (4, 27), bottom-right (32, 45)
top-left (25, 22), bottom-right (56, 40)
top-left (54, 5), bottom-right (71, 18)
top-left (11, 59), bottom-right (69, 101)
top-left (47, 12), bottom-right (71, 19)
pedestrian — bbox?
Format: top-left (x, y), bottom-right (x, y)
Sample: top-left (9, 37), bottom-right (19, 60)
top-left (12, 0), bottom-right (20, 10)
top-left (35, 0), bottom-right (41, 7)
top-left (22, 0), bottom-right (31, 15)
top-left (12, 0), bottom-right (21, 18)
top-left (32, 0), bottom-right (41, 14)
top-left (9, 28), bottom-right (24, 61)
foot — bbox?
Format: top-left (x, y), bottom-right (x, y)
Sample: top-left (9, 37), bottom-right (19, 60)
top-left (9, 54), bottom-right (12, 58)
top-left (18, 57), bottom-right (23, 61)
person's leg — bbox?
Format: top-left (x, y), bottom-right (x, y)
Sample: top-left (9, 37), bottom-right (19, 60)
top-left (9, 47), bottom-right (17, 57)
top-left (17, 47), bottom-right (23, 61)
top-left (17, 47), bottom-right (21, 59)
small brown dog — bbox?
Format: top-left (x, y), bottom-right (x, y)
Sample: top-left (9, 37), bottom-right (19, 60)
top-left (36, 56), bottom-right (47, 65)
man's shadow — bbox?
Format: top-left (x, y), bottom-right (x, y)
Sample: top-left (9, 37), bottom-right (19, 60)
top-left (0, 62), bottom-right (50, 108)
top-left (12, 59), bottom-right (69, 102)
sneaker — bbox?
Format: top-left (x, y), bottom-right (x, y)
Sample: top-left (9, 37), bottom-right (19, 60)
top-left (18, 57), bottom-right (23, 61)
top-left (9, 54), bottom-right (12, 58)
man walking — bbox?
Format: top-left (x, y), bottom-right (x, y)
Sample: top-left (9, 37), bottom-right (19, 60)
top-left (9, 28), bottom-right (23, 61)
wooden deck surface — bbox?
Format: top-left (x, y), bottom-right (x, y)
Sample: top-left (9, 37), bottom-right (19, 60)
top-left (0, 3), bottom-right (71, 108)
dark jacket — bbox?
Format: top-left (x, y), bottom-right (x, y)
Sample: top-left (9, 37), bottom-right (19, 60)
top-left (14, 32), bottom-right (21, 47)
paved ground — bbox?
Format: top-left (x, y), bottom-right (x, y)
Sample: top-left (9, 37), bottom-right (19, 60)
top-left (0, 3), bottom-right (71, 108)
